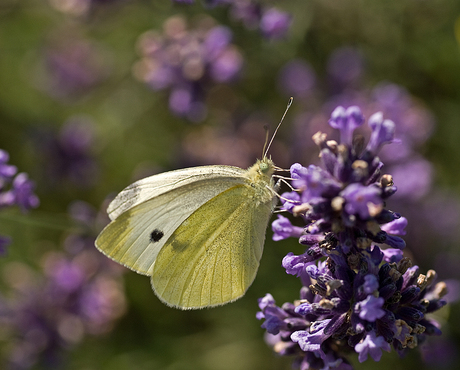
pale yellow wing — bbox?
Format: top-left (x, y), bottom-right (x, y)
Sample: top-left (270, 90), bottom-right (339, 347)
top-left (151, 184), bottom-right (273, 309)
top-left (107, 165), bottom-right (245, 220)
top-left (95, 175), bottom-right (247, 276)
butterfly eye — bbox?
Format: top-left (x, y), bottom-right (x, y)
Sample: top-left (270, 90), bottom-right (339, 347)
top-left (150, 229), bottom-right (164, 243)
top-left (259, 162), bottom-right (270, 173)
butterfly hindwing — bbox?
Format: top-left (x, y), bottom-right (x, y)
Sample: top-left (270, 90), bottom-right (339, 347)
top-left (151, 183), bottom-right (273, 309)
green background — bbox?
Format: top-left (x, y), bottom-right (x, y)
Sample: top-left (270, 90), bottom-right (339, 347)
top-left (1, 0), bottom-right (460, 369)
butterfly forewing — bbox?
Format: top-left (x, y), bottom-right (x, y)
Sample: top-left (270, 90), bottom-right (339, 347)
top-left (95, 171), bottom-right (248, 275)
top-left (151, 181), bottom-right (274, 309)
top-left (107, 166), bottom-right (247, 220)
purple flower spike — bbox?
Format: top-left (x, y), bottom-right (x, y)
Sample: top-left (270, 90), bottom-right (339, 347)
top-left (355, 331), bottom-right (391, 362)
top-left (260, 105), bottom-right (448, 369)
top-left (328, 106), bottom-right (364, 146)
top-left (366, 112), bottom-right (396, 154)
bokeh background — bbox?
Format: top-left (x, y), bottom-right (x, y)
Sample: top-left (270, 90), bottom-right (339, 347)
top-left (1, 0), bottom-right (460, 369)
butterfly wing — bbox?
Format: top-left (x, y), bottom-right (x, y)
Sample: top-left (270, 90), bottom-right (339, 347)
top-left (106, 165), bottom-right (247, 221)
top-left (151, 182), bottom-right (274, 309)
top-left (95, 166), bottom-right (247, 276)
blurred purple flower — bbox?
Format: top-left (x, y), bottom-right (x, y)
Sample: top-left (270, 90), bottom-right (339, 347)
top-left (48, 0), bottom-right (122, 17)
top-left (171, 0), bottom-right (293, 39)
top-left (134, 17), bottom-right (243, 121)
top-left (0, 149), bottom-right (39, 255)
top-left (36, 116), bottom-right (98, 188)
top-left (37, 37), bottom-right (110, 100)
top-left (327, 47), bottom-right (365, 91)
top-left (0, 150), bottom-right (17, 180)
top-left (420, 337), bottom-right (458, 368)
top-left (278, 60), bottom-right (316, 97)
top-left (272, 215), bottom-right (304, 241)
top-left (230, 0), bottom-right (261, 29)
top-left (0, 201), bottom-right (126, 369)
top-left (0, 235), bottom-right (12, 256)
top-left (259, 8), bottom-right (291, 39)
top-left (390, 158), bottom-right (433, 200)
top-left (11, 173), bottom-right (40, 212)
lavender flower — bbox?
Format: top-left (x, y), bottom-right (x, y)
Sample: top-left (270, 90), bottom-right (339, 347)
top-left (35, 116), bottom-right (99, 188)
top-left (48, 0), bottom-right (122, 17)
top-left (172, 0), bottom-right (293, 39)
top-left (37, 37), bottom-right (110, 100)
top-left (281, 48), bottom-right (456, 286)
top-left (0, 201), bottom-right (126, 369)
top-left (259, 8), bottom-right (291, 39)
top-left (327, 47), bottom-right (365, 92)
top-left (260, 107), bottom-right (447, 369)
top-left (134, 16), bottom-right (243, 121)
top-left (278, 59), bottom-right (316, 98)
top-left (0, 149), bottom-right (39, 255)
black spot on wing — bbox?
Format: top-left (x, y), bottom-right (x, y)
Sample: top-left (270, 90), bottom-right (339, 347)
top-left (150, 229), bottom-right (164, 243)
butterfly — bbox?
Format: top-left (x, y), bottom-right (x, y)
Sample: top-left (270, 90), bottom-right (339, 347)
top-left (95, 98), bottom-right (292, 310)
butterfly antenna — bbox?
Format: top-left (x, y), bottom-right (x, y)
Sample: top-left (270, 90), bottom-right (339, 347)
top-left (261, 125), bottom-right (270, 158)
top-left (263, 97), bottom-right (293, 158)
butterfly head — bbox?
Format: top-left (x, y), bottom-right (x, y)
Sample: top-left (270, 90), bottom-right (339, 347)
top-left (246, 157), bottom-right (275, 185)
top-left (260, 157), bottom-right (276, 175)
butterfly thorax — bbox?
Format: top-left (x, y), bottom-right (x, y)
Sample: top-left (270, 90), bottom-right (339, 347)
top-left (244, 158), bottom-right (276, 206)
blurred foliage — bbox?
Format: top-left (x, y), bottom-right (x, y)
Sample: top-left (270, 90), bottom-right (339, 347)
top-left (1, 0), bottom-right (460, 369)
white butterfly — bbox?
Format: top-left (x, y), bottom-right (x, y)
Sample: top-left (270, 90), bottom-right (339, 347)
top-left (95, 98), bottom-right (292, 310)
